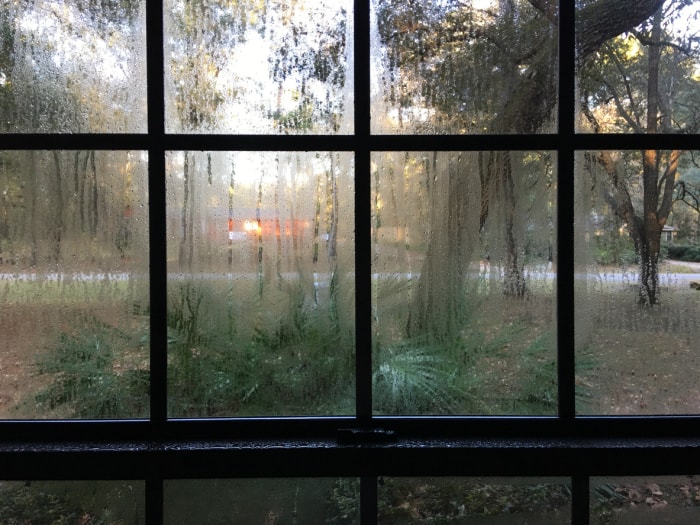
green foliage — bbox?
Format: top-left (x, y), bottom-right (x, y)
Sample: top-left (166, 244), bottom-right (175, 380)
top-left (374, 271), bottom-right (558, 415)
top-left (378, 478), bottom-right (571, 522)
top-left (167, 280), bottom-right (354, 416)
top-left (667, 244), bottom-right (700, 262)
top-left (515, 330), bottom-right (557, 413)
top-left (33, 315), bottom-right (149, 418)
top-left (167, 280), bottom-right (254, 415)
top-left (376, 0), bottom-right (556, 133)
top-left (30, 277), bottom-right (355, 419)
top-left (0, 484), bottom-right (82, 525)
top-left (462, 322), bottom-right (558, 415)
top-left (373, 338), bottom-right (465, 414)
top-left (593, 231), bottom-right (637, 266)
top-left (272, 100), bottom-right (315, 132)
top-left (574, 345), bottom-right (597, 412)
top-left (326, 479), bottom-right (360, 525)
top-left (0, 482), bottom-right (131, 525)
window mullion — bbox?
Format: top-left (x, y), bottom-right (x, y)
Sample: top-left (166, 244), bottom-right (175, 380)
top-left (557, 0), bottom-right (577, 422)
top-left (146, 477), bottom-right (164, 525)
top-left (558, 2), bottom-right (581, 524)
top-left (571, 475), bottom-right (590, 525)
top-left (355, 1), bottom-right (378, 522)
top-left (146, 0), bottom-right (168, 429)
top-left (354, 0), bottom-right (373, 424)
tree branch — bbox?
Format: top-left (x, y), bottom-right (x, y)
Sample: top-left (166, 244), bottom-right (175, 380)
top-left (630, 29), bottom-right (693, 56)
top-left (674, 181), bottom-right (700, 213)
top-left (604, 42), bottom-right (644, 130)
top-left (584, 151), bottom-right (638, 229)
top-left (577, 0), bottom-right (665, 62)
top-left (527, 0), bottom-right (558, 24)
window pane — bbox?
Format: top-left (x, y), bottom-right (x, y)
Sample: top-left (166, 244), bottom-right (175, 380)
top-left (164, 0), bottom-right (353, 134)
top-left (577, 1), bottom-right (700, 134)
top-left (371, 0), bottom-right (558, 134)
top-left (379, 477), bottom-right (571, 524)
top-left (0, 0), bottom-right (146, 133)
top-left (591, 476), bottom-right (700, 524)
top-left (0, 480), bottom-right (144, 523)
top-left (575, 150), bottom-right (700, 415)
top-left (166, 151), bottom-right (355, 417)
top-left (372, 151), bottom-right (556, 415)
top-left (164, 478), bottom-right (359, 524)
top-left (0, 151), bottom-right (149, 419)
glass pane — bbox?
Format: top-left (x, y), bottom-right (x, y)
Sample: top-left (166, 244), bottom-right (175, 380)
top-left (164, 0), bottom-right (353, 134)
top-left (0, 480), bottom-right (144, 523)
top-left (0, 0), bottom-right (146, 133)
top-left (591, 476), bottom-right (700, 524)
top-left (379, 477), bottom-right (571, 524)
top-left (371, 0), bottom-right (558, 134)
top-left (166, 151), bottom-right (354, 417)
top-left (575, 150), bottom-right (700, 415)
top-left (165, 478), bottom-right (359, 524)
top-left (0, 150), bottom-right (149, 419)
top-left (577, 1), bottom-right (700, 134)
top-left (372, 151), bottom-right (556, 415)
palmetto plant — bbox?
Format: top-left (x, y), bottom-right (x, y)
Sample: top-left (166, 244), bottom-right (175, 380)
top-left (373, 338), bottom-right (466, 415)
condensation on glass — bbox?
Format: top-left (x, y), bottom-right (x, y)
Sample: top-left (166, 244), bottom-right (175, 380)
top-left (379, 477), bottom-right (571, 524)
top-left (576, 1), bottom-right (700, 134)
top-left (370, 0), bottom-right (559, 134)
top-left (0, 0), bottom-right (147, 133)
top-left (372, 151), bottom-right (556, 415)
top-left (575, 150), bottom-right (700, 415)
top-left (164, 0), bottom-right (353, 134)
top-left (0, 150), bottom-right (149, 419)
top-left (591, 476), bottom-right (700, 524)
top-left (165, 151), bottom-right (355, 417)
top-left (0, 480), bottom-right (145, 523)
top-left (164, 478), bottom-right (359, 524)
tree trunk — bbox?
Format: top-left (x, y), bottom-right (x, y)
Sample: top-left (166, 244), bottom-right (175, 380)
top-left (228, 162), bottom-right (234, 267)
top-left (178, 151), bottom-right (193, 273)
top-left (499, 152), bottom-right (527, 297)
top-left (638, 227), bottom-right (661, 305)
top-left (327, 154), bottom-right (340, 324)
top-left (28, 151), bottom-right (38, 268)
top-left (51, 151), bottom-right (64, 265)
top-left (408, 153), bottom-right (477, 341)
top-left (78, 150), bottom-right (89, 233)
top-left (89, 150), bottom-right (98, 239)
top-left (635, 7), bottom-right (674, 306)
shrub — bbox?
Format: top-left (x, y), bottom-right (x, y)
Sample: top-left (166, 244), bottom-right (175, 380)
top-left (667, 244), bottom-right (700, 262)
top-left (516, 330), bottom-right (557, 413)
top-left (33, 316), bottom-right (149, 418)
top-left (593, 234), bottom-right (637, 266)
top-left (167, 280), bottom-right (355, 416)
top-left (373, 338), bottom-right (465, 414)
top-left (0, 484), bottom-right (81, 525)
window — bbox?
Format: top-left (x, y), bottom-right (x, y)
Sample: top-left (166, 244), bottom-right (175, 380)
top-left (2, 0), bottom-right (700, 523)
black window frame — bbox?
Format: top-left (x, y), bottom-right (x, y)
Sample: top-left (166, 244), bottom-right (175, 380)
top-left (3, 1), bottom-right (700, 524)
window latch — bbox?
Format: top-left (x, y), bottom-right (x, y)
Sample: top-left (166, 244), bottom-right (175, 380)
top-left (337, 428), bottom-right (397, 446)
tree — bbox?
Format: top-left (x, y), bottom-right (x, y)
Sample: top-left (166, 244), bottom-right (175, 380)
top-left (166, 0), bottom-right (349, 134)
top-left (166, 0), bottom-right (351, 280)
top-left (1, 0), bottom-right (147, 269)
top-left (374, 1), bottom-right (558, 344)
top-left (580, 0), bottom-right (700, 305)
top-left (374, 0), bottom-right (666, 339)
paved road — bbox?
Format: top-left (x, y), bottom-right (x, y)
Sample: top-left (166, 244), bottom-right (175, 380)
top-left (1, 265), bottom-right (699, 287)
